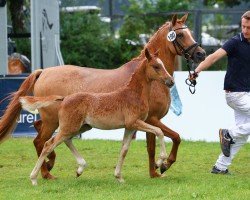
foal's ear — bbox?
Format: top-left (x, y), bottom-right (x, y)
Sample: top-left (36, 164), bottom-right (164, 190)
top-left (154, 49), bottom-right (159, 57)
top-left (145, 48), bottom-right (152, 61)
top-left (180, 13), bottom-right (188, 24)
top-left (171, 14), bottom-right (177, 26)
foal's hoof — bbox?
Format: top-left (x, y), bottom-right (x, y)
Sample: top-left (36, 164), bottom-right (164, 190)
top-left (76, 172), bottom-right (82, 177)
top-left (160, 162), bottom-right (169, 174)
top-left (31, 178), bottom-right (38, 186)
top-left (116, 177), bottom-right (125, 183)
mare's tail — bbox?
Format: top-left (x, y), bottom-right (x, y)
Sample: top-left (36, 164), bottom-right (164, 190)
top-left (20, 95), bottom-right (64, 114)
top-left (0, 70), bottom-right (43, 143)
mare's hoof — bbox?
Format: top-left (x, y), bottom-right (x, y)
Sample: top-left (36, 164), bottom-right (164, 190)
top-left (46, 161), bottom-right (54, 171)
top-left (154, 163), bottom-right (159, 170)
top-left (150, 171), bottom-right (161, 178)
top-left (42, 173), bottom-right (57, 180)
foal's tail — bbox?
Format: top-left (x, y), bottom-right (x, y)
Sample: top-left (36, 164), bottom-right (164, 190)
top-left (0, 70), bottom-right (43, 144)
top-left (20, 95), bottom-right (64, 114)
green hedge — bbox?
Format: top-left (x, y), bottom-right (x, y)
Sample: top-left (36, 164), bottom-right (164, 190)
top-left (60, 12), bottom-right (126, 69)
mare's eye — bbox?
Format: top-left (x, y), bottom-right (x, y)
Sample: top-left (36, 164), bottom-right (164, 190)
top-left (177, 33), bottom-right (184, 39)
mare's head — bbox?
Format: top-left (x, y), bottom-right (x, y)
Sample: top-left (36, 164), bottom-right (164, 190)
top-left (146, 14), bottom-right (206, 67)
top-left (144, 48), bottom-right (174, 88)
top-left (167, 14), bottom-right (206, 63)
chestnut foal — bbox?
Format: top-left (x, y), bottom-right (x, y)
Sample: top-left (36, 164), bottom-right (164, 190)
top-left (20, 49), bottom-right (174, 185)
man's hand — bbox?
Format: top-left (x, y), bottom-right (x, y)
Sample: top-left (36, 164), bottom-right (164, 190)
top-left (189, 71), bottom-right (199, 81)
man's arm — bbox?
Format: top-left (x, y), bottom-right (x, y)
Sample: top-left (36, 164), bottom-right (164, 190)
top-left (195, 48), bottom-right (227, 73)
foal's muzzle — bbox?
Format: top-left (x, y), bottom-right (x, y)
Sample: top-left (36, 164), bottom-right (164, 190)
top-left (165, 78), bottom-right (175, 88)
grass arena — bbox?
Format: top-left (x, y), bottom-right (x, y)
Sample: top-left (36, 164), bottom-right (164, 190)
top-left (0, 139), bottom-right (249, 199)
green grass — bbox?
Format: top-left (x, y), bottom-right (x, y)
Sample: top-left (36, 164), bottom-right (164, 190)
top-left (0, 138), bottom-right (249, 200)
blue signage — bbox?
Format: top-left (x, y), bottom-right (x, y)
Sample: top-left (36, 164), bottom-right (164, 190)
top-left (0, 75), bottom-right (39, 137)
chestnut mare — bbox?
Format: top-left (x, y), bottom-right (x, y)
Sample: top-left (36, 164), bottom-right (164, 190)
top-left (21, 49), bottom-right (174, 185)
top-left (0, 14), bottom-right (206, 179)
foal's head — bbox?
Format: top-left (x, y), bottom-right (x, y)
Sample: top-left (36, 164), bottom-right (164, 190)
top-left (144, 48), bottom-right (174, 88)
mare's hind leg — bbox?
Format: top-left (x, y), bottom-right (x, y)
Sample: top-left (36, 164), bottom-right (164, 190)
top-left (33, 119), bottom-right (59, 179)
top-left (147, 117), bottom-right (180, 174)
top-left (34, 120), bottom-right (56, 171)
top-left (30, 132), bottom-right (67, 186)
top-left (64, 124), bottom-right (92, 177)
top-left (114, 129), bottom-right (134, 183)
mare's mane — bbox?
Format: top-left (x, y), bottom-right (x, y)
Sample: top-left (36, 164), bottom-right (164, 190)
top-left (132, 21), bottom-right (171, 62)
top-left (132, 16), bottom-right (188, 62)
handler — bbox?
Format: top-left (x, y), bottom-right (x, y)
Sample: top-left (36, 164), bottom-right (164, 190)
top-left (190, 11), bottom-right (250, 174)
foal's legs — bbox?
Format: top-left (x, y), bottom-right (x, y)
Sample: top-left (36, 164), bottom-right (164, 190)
top-left (65, 139), bottom-right (87, 177)
top-left (30, 132), bottom-right (66, 186)
top-left (33, 119), bottom-right (59, 179)
top-left (132, 120), bottom-right (167, 168)
top-left (114, 129), bottom-right (134, 183)
top-left (146, 117), bottom-right (181, 176)
top-left (64, 125), bottom-right (92, 177)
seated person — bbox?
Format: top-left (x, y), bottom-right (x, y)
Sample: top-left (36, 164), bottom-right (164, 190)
top-left (8, 53), bottom-right (31, 74)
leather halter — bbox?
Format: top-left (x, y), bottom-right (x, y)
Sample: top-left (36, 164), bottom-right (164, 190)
top-left (168, 25), bottom-right (199, 60)
top-left (167, 25), bottom-right (199, 94)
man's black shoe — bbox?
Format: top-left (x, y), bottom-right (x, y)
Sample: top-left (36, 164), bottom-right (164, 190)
top-left (219, 129), bottom-right (234, 157)
top-left (211, 166), bottom-right (229, 174)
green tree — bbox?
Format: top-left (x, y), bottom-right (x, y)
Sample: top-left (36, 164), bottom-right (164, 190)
top-left (60, 11), bottom-right (123, 68)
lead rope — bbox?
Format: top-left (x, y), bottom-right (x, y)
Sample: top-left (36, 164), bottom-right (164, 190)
top-left (185, 58), bottom-right (197, 94)
top-left (168, 25), bottom-right (199, 94)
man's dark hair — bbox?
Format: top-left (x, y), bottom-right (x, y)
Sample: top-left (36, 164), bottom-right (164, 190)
top-left (242, 11), bottom-right (250, 20)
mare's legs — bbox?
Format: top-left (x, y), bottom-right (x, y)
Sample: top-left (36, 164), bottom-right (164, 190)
top-left (114, 129), bottom-right (134, 183)
top-left (146, 117), bottom-right (181, 176)
top-left (30, 132), bottom-right (66, 186)
top-left (33, 119), bottom-right (58, 179)
top-left (146, 132), bottom-right (160, 177)
top-left (132, 120), bottom-right (167, 168)
top-left (34, 120), bottom-right (55, 171)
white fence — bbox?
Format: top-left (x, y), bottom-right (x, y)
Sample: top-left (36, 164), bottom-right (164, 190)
top-left (80, 71), bottom-right (249, 142)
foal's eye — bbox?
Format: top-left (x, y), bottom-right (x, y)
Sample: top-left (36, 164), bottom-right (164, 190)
top-left (153, 65), bottom-right (160, 71)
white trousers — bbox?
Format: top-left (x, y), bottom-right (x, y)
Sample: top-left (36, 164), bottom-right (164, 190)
top-left (215, 92), bottom-right (250, 170)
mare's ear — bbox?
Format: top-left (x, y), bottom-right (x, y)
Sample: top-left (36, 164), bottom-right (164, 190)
top-left (171, 14), bottom-right (177, 26)
top-left (145, 48), bottom-right (152, 61)
top-left (180, 13), bottom-right (188, 23)
top-left (154, 49), bottom-right (159, 57)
